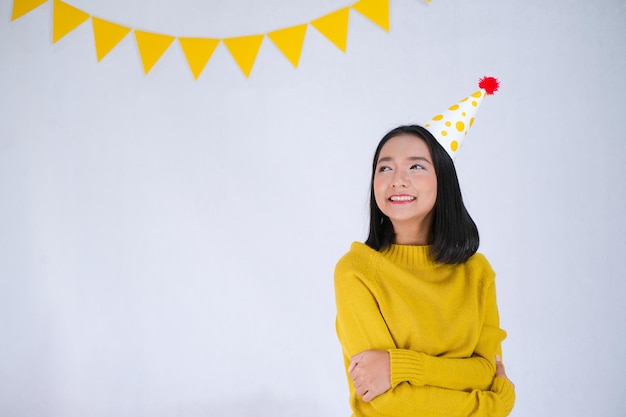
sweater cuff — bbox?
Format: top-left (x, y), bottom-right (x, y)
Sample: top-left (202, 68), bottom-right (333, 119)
top-left (491, 376), bottom-right (516, 416)
top-left (388, 349), bottom-right (426, 388)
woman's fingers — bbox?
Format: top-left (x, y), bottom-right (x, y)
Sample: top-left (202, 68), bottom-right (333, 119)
top-left (348, 351), bottom-right (364, 373)
top-left (495, 354), bottom-right (515, 388)
top-left (495, 354), bottom-right (507, 378)
top-left (348, 350), bottom-right (391, 402)
top-left (362, 390), bottom-right (374, 402)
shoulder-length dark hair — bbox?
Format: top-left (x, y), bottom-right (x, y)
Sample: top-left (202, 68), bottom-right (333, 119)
top-left (364, 125), bottom-right (479, 264)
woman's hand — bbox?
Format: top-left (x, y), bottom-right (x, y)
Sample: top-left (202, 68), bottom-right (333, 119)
top-left (348, 350), bottom-right (391, 402)
top-left (495, 354), bottom-right (514, 387)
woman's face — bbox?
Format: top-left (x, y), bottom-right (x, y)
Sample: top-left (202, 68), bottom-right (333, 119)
top-left (373, 134), bottom-right (438, 238)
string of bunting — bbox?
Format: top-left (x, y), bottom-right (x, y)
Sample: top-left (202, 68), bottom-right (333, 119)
top-left (10, 0), bottom-right (431, 79)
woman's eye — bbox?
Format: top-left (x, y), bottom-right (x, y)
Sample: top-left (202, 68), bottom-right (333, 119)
top-left (410, 164), bottom-right (425, 170)
top-left (378, 166), bottom-right (391, 172)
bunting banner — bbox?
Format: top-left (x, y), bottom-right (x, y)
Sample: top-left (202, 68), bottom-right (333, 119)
top-left (10, 0), bottom-right (432, 79)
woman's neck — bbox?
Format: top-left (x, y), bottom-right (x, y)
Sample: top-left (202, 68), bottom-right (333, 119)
top-left (392, 215), bottom-right (433, 246)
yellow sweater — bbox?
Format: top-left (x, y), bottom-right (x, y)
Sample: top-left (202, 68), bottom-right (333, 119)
top-left (334, 242), bottom-right (515, 417)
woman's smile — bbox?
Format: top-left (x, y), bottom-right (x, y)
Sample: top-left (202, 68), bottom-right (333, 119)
top-left (388, 194), bottom-right (417, 203)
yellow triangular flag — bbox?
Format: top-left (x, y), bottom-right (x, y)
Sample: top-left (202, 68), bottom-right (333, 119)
top-left (134, 30), bottom-right (175, 74)
top-left (267, 24), bottom-right (307, 68)
top-left (92, 17), bottom-right (131, 62)
top-left (352, 0), bottom-right (390, 32)
top-left (52, 0), bottom-right (90, 43)
top-left (223, 34), bottom-right (264, 78)
top-left (310, 7), bottom-right (350, 52)
top-left (179, 38), bottom-right (220, 79)
top-left (11, 0), bottom-right (48, 21)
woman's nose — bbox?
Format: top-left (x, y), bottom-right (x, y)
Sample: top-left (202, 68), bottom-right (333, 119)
top-left (392, 172), bottom-right (409, 187)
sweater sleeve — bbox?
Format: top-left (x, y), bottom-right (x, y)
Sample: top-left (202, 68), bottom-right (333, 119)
top-left (387, 280), bottom-right (507, 391)
top-left (334, 256), bottom-right (398, 355)
top-left (335, 259), bottom-right (515, 417)
top-left (371, 376), bottom-right (515, 417)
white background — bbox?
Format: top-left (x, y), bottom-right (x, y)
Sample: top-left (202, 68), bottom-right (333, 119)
top-left (1, 0), bottom-right (625, 416)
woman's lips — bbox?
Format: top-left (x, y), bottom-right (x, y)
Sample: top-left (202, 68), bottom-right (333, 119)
top-left (389, 194), bottom-right (416, 203)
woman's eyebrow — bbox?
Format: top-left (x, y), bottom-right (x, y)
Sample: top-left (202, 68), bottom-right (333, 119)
top-left (377, 156), bottom-right (431, 164)
top-left (407, 156), bottom-right (431, 163)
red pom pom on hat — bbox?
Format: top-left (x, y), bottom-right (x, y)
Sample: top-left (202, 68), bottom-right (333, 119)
top-left (478, 76), bottom-right (499, 95)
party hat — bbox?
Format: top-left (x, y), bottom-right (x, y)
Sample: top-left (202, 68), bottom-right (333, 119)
top-left (424, 76), bottom-right (499, 160)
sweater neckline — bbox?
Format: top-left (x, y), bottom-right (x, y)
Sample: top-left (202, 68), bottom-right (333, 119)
top-left (353, 242), bottom-right (436, 269)
top-left (381, 244), bottom-right (435, 269)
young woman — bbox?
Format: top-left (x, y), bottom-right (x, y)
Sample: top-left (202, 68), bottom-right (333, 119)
top-left (334, 125), bottom-right (515, 417)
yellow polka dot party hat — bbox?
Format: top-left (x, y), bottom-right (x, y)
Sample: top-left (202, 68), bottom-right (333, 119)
top-left (424, 76), bottom-right (499, 160)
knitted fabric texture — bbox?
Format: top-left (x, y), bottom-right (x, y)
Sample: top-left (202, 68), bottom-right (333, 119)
top-left (334, 242), bottom-right (515, 417)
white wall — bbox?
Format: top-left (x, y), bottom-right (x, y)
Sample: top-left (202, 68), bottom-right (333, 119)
top-left (1, 0), bottom-right (625, 416)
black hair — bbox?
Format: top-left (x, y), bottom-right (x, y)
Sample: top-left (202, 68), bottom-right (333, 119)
top-left (364, 125), bottom-right (479, 264)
